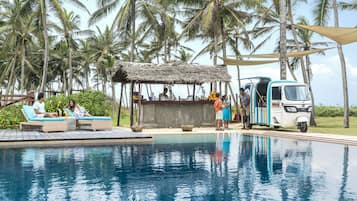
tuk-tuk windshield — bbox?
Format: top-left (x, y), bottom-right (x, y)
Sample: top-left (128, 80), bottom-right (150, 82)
top-left (284, 85), bottom-right (310, 101)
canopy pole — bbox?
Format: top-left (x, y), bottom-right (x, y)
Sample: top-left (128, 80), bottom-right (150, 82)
top-left (138, 83), bottom-right (142, 126)
top-left (129, 81), bottom-right (134, 127)
top-left (117, 83), bottom-right (124, 126)
top-left (192, 84), bottom-right (196, 101)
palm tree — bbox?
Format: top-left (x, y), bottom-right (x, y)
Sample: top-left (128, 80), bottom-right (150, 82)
top-left (52, 9), bottom-right (93, 94)
top-left (79, 39), bottom-right (94, 90)
top-left (90, 26), bottom-right (122, 95)
top-left (0, 0), bottom-right (37, 94)
top-left (279, 0), bottom-right (288, 80)
top-left (339, 0), bottom-right (357, 10)
top-left (313, 0), bottom-right (349, 128)
top-left (26, 0), bottom-right (89, 92)
top-left (90, 0), bottom-right (137, 62)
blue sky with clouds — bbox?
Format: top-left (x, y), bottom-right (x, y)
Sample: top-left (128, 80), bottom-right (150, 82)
top-left (64, 1), bottom-right (357, 106)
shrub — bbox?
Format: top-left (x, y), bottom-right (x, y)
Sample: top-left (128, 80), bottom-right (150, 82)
top-left (0, 90), bottom-right (112, 129)
top-left (0, 104), bottom-right (26, 129)
top-left (315, 106), bottom-right (357, 117)
top-left (45, 90), bottom-right (112, 116)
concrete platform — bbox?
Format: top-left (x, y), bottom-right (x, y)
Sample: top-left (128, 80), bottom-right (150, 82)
top-left (120, 124), bottom-right (357, 146)
top-left (0, 128), bottom-right (151, 148)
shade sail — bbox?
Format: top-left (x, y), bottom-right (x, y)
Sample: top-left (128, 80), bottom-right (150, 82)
top-left (219, 57), bottom-right (279, 65)
top-left (240, 48), bottom-right (331, 58)
top-left (297, 25), bottom-right (357, 45)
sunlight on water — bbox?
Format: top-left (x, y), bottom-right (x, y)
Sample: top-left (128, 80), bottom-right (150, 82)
top-left (0, 134), bottom-right (356, 201)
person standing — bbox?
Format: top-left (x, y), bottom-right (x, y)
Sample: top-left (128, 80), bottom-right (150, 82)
top-left (222, 95), bottom-right (231, 129)
top-left (239, 88), bottom-right (250, 129)
top-left (214, 93), bottom-right (223, 130)
top-left (33, 92), bottom-right (57, 117)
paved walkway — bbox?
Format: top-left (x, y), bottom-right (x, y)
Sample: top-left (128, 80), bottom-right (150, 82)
top-left (1, 125), bottom-right (357, 148)
top-left (0, 128), bottom-right (151, 148)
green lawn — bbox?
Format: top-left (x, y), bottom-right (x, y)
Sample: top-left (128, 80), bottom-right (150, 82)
top-left (308, 117), bottom-right (357, 136)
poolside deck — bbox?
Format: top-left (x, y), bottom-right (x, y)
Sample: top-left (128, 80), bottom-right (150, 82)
top-left (0, 128), bottom-right (151, 148)
top-left (1, 124), bottom-right (357, 148)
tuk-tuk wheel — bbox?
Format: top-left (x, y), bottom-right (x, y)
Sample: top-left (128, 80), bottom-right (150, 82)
top-left (299, 123), bottom-right (308, 133)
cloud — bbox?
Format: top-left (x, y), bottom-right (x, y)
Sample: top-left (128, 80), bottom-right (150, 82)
top-left (311, 63), bottom-right (333, 76)
top-left (350, 67), bottom-right (357, 77)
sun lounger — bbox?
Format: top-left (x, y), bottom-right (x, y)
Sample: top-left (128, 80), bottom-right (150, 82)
top-left (20, 105), bottom-right (70, 132)
top-left (64, 109), bottom-right (112, 131)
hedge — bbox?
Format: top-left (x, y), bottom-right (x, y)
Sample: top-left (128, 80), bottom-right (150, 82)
top-left (314, 106), bottom-right (357, 117)
top-left (0, 90), bottom-right (112, 129)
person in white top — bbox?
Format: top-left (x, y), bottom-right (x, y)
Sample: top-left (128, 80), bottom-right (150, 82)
top-left (33, 92), bottom-right (57, 117)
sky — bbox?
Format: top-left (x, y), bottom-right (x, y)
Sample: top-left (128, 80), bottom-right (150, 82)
top-left (63, 0), bottom-right (357, 106)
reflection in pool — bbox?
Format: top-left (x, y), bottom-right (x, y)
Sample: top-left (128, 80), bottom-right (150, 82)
top-left (0, 134), bottom-right (356, 201)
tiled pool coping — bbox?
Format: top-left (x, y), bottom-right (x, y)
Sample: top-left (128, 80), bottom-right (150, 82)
top-left (1, 125), bottom-right (356, 148)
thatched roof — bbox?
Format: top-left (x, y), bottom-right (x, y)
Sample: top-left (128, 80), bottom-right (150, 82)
top-left (112, 61), bottom-right (231, 84)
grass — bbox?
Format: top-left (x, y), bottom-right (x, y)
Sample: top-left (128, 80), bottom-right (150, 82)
top-left (308, 117), bottom-right (357, 136)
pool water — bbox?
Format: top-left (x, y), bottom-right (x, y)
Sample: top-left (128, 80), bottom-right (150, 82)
top-left (0, 134), bottom-right (356, 201)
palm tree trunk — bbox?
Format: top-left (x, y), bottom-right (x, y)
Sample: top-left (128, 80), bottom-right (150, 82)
top-left (213, 33), bottom-right (218, 91)
top-left (20, 42), bottom-right (26, 93)
top-left (287, 0), bottom-right (307, 83)
top-left (306, 56), bottom-right (317, 126)
top-left (112, 80), bottom-right (116, 116)
top-left (235, 37), bottom-right (241, 91)
top-left (130, 0), bottom-right (136, 62)
top-left (85, 64), bottom-right (90, 89)
top-left (279, 0), bottom-right (287, 80)
top-left (221, 18), bottom-right (228, 95)
top-left (40, 0), bottom-right (48, 92)
top-left (333, 0), bottom-right (349, 128)
top-left (68, 38), bottom-right (73, 95)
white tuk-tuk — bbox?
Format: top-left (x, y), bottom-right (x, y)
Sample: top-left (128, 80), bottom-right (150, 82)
top-left (243, 77), bottom-right (312, 132)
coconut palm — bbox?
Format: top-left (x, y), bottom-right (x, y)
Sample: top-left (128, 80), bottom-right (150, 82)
top-left (90, 26), bottom-right (122, 95)
top-left (313, 0), bottom-right (350, 128)
top-left (90, 0), bottom-right (137, 61)
top-left (339, 1), bottom-right (357, 10)
top-left (25, 0), bottom-right (89, 92)
top-left (0, 0), bottom-right (37, 94)
top-left (51, 9), bottom-right (93, 94)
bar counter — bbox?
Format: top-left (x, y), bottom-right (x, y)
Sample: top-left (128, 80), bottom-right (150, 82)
top-left (139, 100), bottom-right (215, 128)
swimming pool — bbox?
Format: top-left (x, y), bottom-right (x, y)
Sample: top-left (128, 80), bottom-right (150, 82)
top-left (0, 134), bottom-right (356, 201)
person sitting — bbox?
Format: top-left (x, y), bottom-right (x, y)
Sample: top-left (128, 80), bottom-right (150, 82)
top-left (159, 88), bottom-right (169, 101)
top-left (33, 92), bottom-right (57, 117)
top-left (68, 99), bottom-right (91, 119)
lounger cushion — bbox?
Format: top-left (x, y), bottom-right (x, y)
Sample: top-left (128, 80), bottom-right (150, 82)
top-left (22, 105), bottom-right (36, 120)
top-left (79, 116), bottom-right (112, 121)
top-left (30, 117), bottom-right (67, 122)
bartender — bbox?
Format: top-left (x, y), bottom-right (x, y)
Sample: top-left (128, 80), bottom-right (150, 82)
top-left (159, 87), bottom-right (176, 101)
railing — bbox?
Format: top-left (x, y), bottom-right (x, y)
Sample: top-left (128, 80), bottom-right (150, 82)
top-left (0, 91), bottom-right (35, 109)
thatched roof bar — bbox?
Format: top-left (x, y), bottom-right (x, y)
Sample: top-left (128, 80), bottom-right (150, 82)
top-left (112, 62), bottom-right (231, 84)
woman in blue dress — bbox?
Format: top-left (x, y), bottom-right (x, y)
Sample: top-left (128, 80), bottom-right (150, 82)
top-left (222, 95), bottom-right (231, 129)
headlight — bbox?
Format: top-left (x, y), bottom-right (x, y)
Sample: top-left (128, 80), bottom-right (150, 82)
top-left (308, 107), bottom-right (312, 112)
top-left (284, 106), bottom-right (297, 113)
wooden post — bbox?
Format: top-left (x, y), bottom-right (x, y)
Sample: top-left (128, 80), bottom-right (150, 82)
top-left (117, 83), bottom-right (124, 126)
top-left (229, 95), bottom-right (232, 121)
top-left (192, 84), bottom-right (196, 101)
top-left (219, 81), bottom-right (222, 95)
top-left (129, 82), bottom-right (134, 127)
top-left (138, 83), bottom-right (142, 126)
top-left (225, 82), bottom-right (228, 96)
